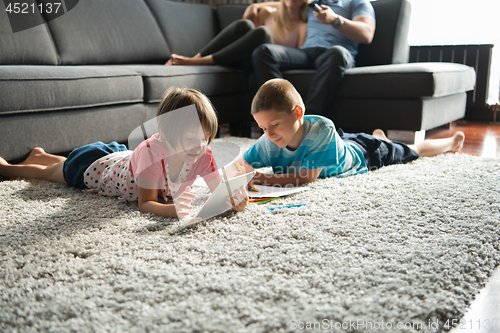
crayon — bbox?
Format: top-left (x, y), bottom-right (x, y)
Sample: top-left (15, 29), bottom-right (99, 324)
top-left (268, 204), bottom-right (306, 211)
top-left (256, 197), bottom-right (281, 205)
top-left (236, 162), bottom-right (258, 192)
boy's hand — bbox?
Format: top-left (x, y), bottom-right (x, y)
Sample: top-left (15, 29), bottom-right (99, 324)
top-left (247, 178), bottom-right (256, 191)
top-left (227, 186), bottom-right (249, 212)
top-left (175, 186), bottom-right (196, 219)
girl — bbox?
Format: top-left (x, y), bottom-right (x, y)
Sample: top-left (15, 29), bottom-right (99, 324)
top-left (0, 87), bottom-right (248, 219)
top-left (166, 0), bottom-right (308, 68)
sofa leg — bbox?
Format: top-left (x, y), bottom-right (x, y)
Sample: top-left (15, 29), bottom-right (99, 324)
top-left (387, 129), bottom-right (426, 144)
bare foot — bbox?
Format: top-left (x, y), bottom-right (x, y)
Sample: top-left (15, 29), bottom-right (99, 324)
top-left (451, 131), bottom-right (465, 152)
top-left (19, 147), bottom-right (47, 165)
top-left (19, 147), bottom-right (65, 166)
top-left (372, 129), bottom-right (391, 142)
top-left (168, 53), bottom-right (214, 66)
top-left (0, 156), bottom-right (9, 166)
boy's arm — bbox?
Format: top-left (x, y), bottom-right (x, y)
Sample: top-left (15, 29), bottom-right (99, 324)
top-left (253, 168), bottom-right (323, 187)
top-left (241, 155), bottom-right (322, 187)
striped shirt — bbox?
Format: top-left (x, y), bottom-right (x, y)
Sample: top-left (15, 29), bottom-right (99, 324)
top-left (244, 115), bottom-right (367, 178)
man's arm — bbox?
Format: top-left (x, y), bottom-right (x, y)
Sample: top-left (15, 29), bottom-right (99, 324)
top-left (315, 6), bottom-right (375, 44)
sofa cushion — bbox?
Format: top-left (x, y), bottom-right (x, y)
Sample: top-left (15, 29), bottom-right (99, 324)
top-left (337, 63), bottom-right (476, 99)
top-left (146, 0), bottom-right (218, 57)
top-left (216, 4), bottom-right (248, 30)
top-left (356, 0), bottom-right (411, 67)
top-left (332, 93), bottom-right (468, 132)
top-left (45, 0), bottom-right (169, 65)
top-left (0, 8), bottom-right (58, 65)
top-left (115, 65), bottom-right (249, 103)
top-left (0, 66), bottom-right (143, 114)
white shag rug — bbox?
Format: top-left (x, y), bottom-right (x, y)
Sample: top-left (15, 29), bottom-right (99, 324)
top-left (0, 137), bottom-right (499, 333)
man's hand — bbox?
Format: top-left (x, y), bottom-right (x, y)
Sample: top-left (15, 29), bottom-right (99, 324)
top-left (313, 5), bottom-right (339, 25)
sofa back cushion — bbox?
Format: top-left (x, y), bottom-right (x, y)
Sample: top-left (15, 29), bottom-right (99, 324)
top-left (0, 9), bottom-right (58, 65)
top-left (46, 0), bottom-right (169, 65)
top-left (147, 0), bottom-right (219, 57)
top-left (355, 0), bottom-right (411, 67)
top-left (216, 4), bottom-right (247, 31)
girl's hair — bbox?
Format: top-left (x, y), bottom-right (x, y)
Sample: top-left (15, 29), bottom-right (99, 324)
top-left (156, 87), bottom-right (218, 147)
top-left (251, 78), bottom-right (304, 115)
top-left (274, 0), bottom-right (308, 41)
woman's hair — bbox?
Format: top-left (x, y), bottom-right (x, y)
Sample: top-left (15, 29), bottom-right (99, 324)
top-left (251, 78), bottom-right (304, 115)
top-left (274, 0), bottom-right (308, 41)
top-left (156, 87), bottom-right (218, 148)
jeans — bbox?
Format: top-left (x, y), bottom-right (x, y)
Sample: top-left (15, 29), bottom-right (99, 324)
top-left (252, 44), bottom-right (355, 117)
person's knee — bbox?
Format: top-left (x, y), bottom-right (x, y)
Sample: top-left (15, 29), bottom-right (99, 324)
top-left (253, 26), bottom-right (273, 44)
top-left (252, 43), bottom-right (273, 64)
top-left (321, 46), bottom-right (352, 67)
top-left (234, 19), bottom-right (255, 34)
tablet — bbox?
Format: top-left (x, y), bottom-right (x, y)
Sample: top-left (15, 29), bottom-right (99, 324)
top-left (181, 171), bottom-right (256, 227)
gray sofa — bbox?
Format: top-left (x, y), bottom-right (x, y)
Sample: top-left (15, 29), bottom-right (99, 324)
top-left (0, 0), bottom-right (475, 162)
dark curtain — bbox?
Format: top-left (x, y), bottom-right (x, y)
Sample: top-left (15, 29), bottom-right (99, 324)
top-left (173, 0), bottom-right (271, 7)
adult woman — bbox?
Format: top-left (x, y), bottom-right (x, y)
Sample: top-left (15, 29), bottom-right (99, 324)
top-left (166, 0), bottom-right (308, 69)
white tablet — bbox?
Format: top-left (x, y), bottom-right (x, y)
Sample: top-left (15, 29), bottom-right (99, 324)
top-left (181, 171), bottom-right (256, 227)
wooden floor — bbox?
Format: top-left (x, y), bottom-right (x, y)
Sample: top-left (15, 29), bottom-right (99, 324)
top-left (425, 120), bottom-right (500, 158)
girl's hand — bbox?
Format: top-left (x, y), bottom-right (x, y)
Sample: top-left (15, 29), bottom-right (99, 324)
top-left (227, 186), bottom-right (249, 212)
top-left (175, 186), bottom-right (196, 218)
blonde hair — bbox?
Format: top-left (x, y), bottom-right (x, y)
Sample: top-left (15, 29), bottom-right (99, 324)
top-left (156, 87), bottom-right (218, 147)
top-left (273, 0), bottom-right (308, 41)
top-left (251, 78), bottom-right (305, 115)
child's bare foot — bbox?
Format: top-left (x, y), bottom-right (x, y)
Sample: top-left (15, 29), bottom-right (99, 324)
top-left (372, 129), bottom-right (391, 142)
top-left (19, 147), bottom-right (66, 166)
top-left (451, 131), bottom-right (465, 152)
top-left (19, 147), bottom-right (46, 165)
top-left (0, 156), bottom-right (10, 179)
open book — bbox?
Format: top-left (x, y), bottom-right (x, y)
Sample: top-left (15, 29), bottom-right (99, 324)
top-left (248, 185), bottom-right (308, 198)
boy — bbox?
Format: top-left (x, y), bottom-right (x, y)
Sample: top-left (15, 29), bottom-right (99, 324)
top-left (239, 78), bottom-right (465, 187)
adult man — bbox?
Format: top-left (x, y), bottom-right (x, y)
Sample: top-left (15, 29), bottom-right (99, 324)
top-left (244, 0), bottom-right (375, 117)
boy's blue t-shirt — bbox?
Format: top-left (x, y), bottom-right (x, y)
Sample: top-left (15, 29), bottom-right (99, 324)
top-left (244, 115), bottom-right (367, 178)
top-left (302, 0), bottom-right (375, 59)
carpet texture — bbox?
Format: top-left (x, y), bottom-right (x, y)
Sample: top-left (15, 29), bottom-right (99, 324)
top-left (0, 137), bottom-right (499, 333)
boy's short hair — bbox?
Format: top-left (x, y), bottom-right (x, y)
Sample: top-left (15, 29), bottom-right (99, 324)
top-left (156, 87), bottom-right (218, 146)
top-left (251, 78), bottom-right (305, 115)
